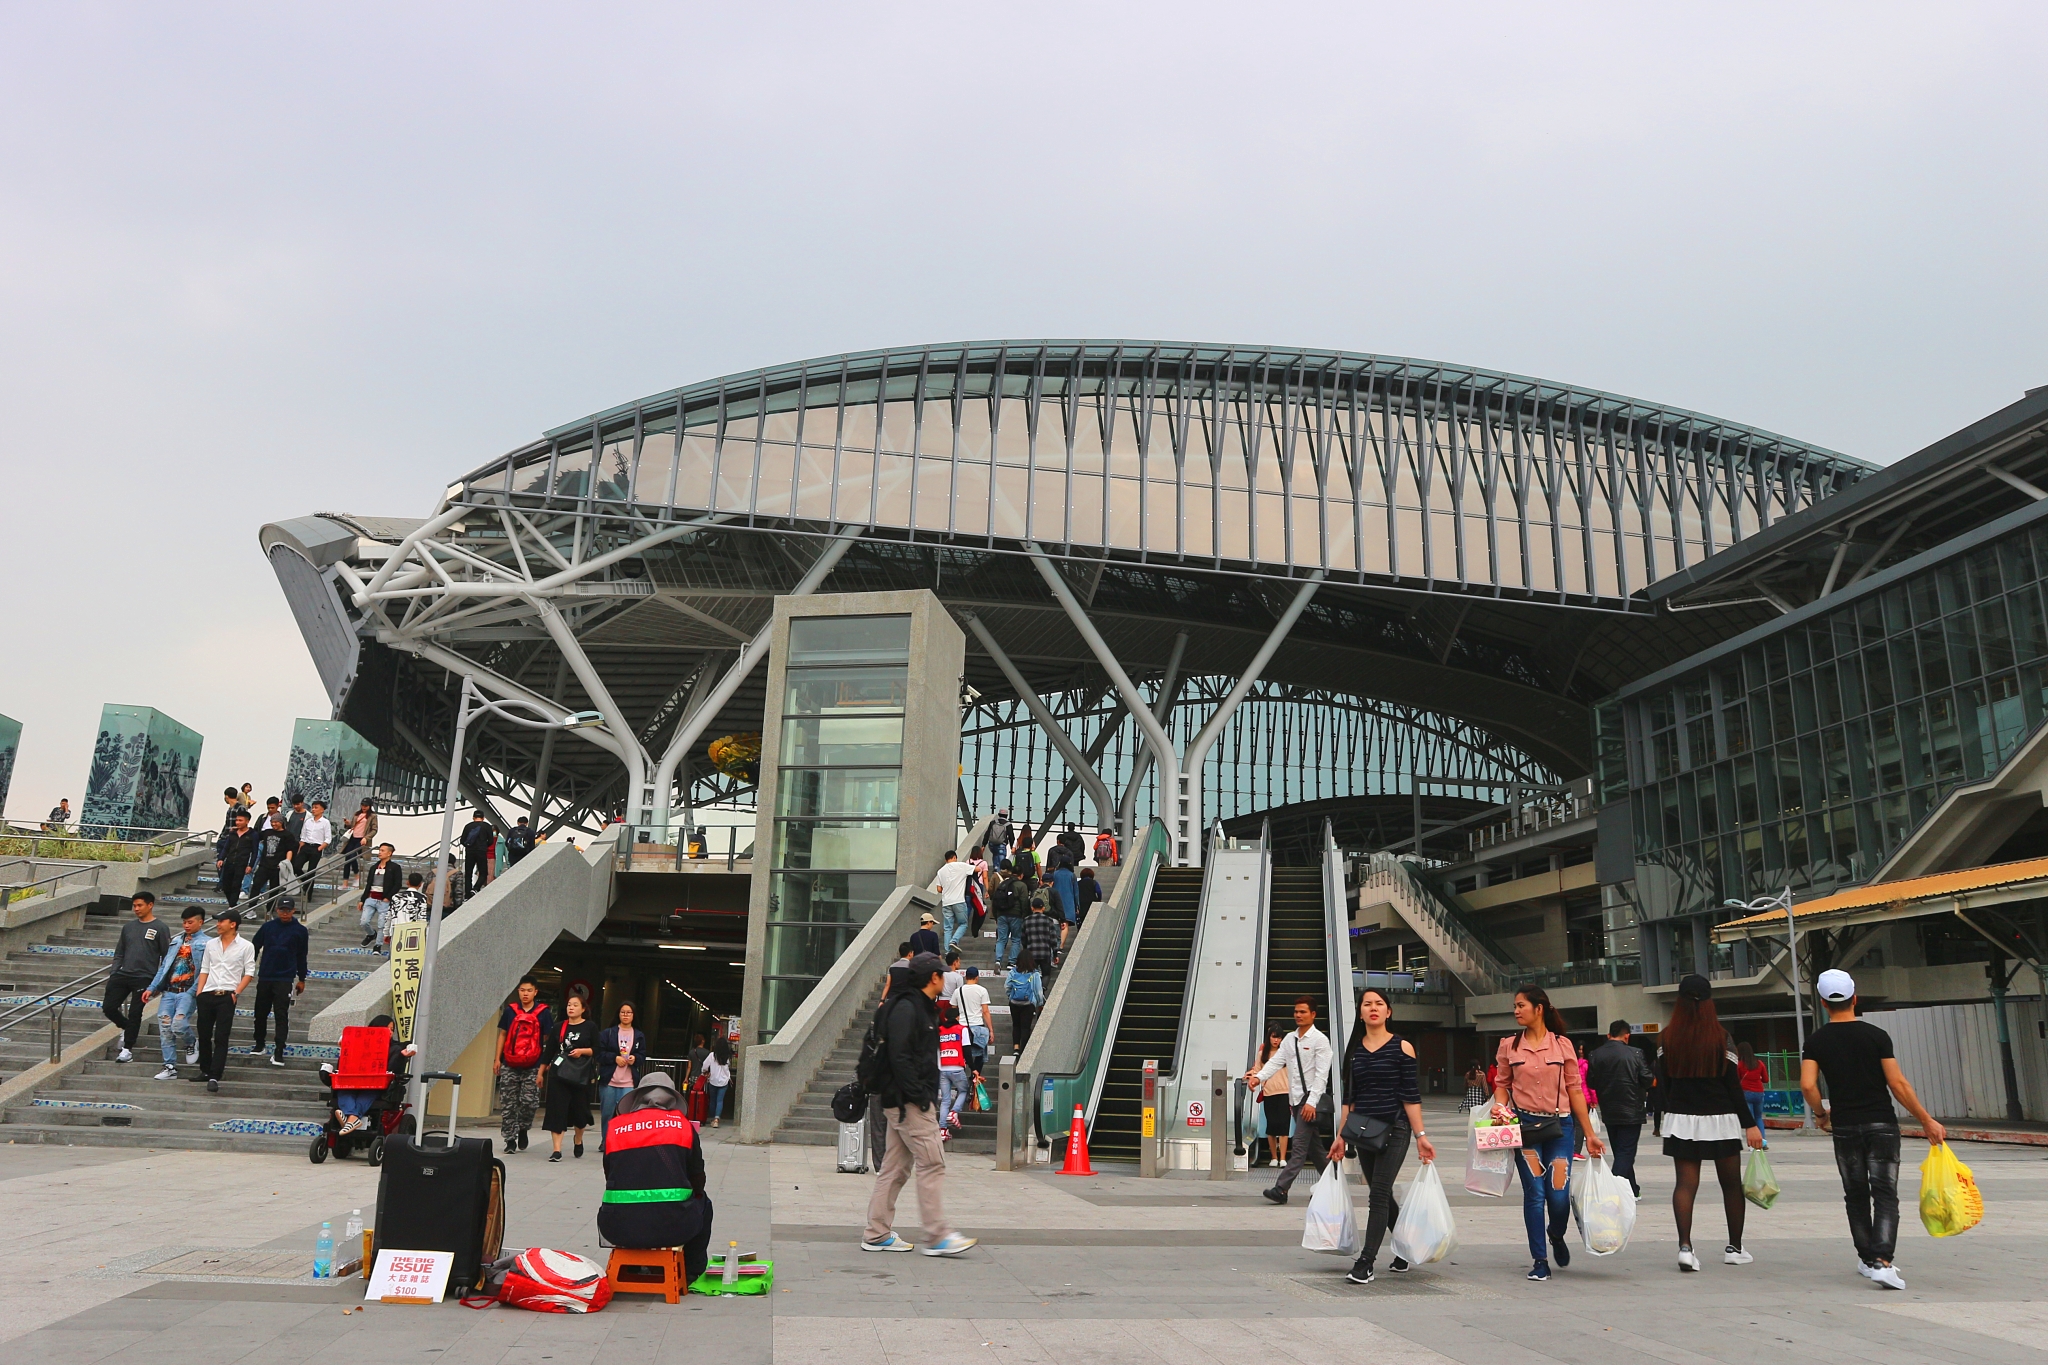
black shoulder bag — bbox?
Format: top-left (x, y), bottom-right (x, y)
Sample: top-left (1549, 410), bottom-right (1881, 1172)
top-left (1336, 1036), bottom-right (1395, 1154)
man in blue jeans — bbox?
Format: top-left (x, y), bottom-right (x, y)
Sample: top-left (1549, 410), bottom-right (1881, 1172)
top-left (928, 851), bottom-right (975, 953)
top-left (1801, 969), bottom-right (1947, 1291)
top-left (144, 908), bottom-right (208, 1079)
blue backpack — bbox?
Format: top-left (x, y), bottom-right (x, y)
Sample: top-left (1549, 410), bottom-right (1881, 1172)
top-left (1005, 972), bottom-right (1036, 1003)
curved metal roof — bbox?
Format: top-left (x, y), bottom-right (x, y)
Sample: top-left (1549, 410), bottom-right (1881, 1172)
top-left (457, 341), bottom-right (1871, 610)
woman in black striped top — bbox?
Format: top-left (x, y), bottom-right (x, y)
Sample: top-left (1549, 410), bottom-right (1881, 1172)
top-left (1327, 988), bottom-right (1436, 1285)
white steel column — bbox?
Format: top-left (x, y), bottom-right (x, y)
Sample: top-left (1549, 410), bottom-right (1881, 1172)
top-left (647, 526), bottom-right (860, 830)
top-left (1178, 573), bottom-right (1322, 864)
top-left (961, 611), bottom-right (1119, 830)
top-left (534, 599), bottom-right (651, 827)
top-left (1027, 547), bottom-right (1184, 861)
top-left (1116, 629), bottom-right (1188, 839)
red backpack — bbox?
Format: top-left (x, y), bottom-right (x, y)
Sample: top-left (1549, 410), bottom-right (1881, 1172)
top-left (502, 1004), bottom-right (546, 1069)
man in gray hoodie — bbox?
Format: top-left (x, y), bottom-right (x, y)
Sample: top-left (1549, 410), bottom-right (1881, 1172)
top-left (103, 893), bottom-right (171, 1064)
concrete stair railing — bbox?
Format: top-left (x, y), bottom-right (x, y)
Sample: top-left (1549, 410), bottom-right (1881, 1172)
top-left (1356, 856), bottom-right (1509, 996)
top-left (308, 831), bottom-right (620, 1077)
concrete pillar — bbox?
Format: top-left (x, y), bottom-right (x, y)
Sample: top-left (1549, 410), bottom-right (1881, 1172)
top-left (739, 589), bottom-right (964, 1045)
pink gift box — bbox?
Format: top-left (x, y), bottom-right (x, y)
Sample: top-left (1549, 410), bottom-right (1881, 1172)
top-left (1474, 1121), bottom-right (1523, 1150)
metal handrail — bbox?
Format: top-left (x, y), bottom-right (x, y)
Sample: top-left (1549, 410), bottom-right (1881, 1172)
top-left (0, 822), bottom-right (213, 861)
top-left (1358, 855), bottom-right (1511, 990)
top-left (0, 861), bottom-right (107, 917)
top-left (0, 962), bottom-right (116, 1068)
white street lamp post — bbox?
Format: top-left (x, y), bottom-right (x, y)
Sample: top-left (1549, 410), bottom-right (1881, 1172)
top-left (405, 676), bottom-right (605, 1122)
top-left (1725, 887), bottom-right (1814, 1133)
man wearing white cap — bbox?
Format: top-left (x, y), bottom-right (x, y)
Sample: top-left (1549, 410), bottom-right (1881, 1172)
top-left (1800, 968), bottom-right (1947, 1290)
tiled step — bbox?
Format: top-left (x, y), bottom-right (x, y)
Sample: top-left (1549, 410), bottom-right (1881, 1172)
top-left (0, 1120), bottom-right (312, 1152)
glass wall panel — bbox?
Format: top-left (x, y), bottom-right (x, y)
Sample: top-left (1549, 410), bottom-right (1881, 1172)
top-left (1624, 511), bottom-right (2048, 925)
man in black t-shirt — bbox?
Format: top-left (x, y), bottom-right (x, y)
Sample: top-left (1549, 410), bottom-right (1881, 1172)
top-left (1800, 969), bottom-right (1947, 1290)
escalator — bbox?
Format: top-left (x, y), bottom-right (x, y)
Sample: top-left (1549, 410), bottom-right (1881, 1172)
top-left (1263, 866), bottom-right (1328, 1035)
top-left (1088, 867), bottom-right (1203, 1162)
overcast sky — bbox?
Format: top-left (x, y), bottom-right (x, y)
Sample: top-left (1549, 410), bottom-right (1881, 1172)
top-left (3, 2), bottom-right (2044, 832)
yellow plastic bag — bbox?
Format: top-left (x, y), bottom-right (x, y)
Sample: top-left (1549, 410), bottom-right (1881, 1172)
top-left (1919, 1143), bottom-right (1984, 1237)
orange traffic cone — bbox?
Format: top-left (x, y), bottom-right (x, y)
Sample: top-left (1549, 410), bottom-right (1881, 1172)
top-left (1056, 1104), bottom-right (1096, 1176)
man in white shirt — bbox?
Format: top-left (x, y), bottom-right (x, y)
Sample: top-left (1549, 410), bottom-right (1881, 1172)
top-left (190, 911), bottom-right (257, 1093)
top-left (928, 851), bottom-right (976, 953)
top-left (293, 799), bottom-right (333, 889)
top-left (957, 967), bottom-right (993, 1075)
top-left (1243, 996), bottom-right (1333, 1205)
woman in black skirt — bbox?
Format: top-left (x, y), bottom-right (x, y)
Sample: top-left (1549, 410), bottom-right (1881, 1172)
top-left (544, 993), bottom-right (599, 1161)
top-left (1656, 974), bottom-right (1764, 1271)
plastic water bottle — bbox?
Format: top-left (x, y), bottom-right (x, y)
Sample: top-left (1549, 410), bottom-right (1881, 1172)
top-left (721, 1241), bottom-right (740, 1287)
top-left (314, 1221), bottom-right (334, 1279)
top-left (343, 1210), bottom-right (363, 1269)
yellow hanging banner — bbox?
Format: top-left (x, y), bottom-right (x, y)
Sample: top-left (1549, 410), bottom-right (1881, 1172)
top-left (390, 920), bottom-right (427, 1045)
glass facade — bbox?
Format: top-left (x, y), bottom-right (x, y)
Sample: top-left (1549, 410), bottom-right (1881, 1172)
top-left (283, 718), bottom-right (379, 813)
top-left (1609, 510), bottom-right (2048, 929)
top-left (461, 344), bottom-right (1868, 607)
top-left (0, 712), bottom-right (17, 817)
top-left (761, 614), bottom-right (912, 1038)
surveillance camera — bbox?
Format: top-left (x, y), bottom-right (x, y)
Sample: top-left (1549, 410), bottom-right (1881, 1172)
top-left (961, 683), bottom-right (983, 703)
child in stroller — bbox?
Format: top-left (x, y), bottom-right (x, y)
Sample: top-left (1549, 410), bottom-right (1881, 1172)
top-left (311, 1015), bottom-right (415, 1163)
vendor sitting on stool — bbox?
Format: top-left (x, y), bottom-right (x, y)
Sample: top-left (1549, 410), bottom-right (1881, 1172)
top-left (598, 1070), bottom-right (714, 1281)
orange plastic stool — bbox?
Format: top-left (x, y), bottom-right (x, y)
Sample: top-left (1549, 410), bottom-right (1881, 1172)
top-left (606, 1247), bottom-right (685, 1304)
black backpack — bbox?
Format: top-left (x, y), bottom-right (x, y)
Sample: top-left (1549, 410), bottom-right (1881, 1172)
top-left (832, 995), bottom-right (906, 1123)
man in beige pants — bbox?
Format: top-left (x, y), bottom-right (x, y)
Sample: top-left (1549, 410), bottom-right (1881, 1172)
top-left (862, 952), bottom-right (977, 1257)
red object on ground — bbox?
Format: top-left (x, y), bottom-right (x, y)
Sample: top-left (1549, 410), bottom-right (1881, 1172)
top-left (1056, 1104), bottom-right (1096, 1176)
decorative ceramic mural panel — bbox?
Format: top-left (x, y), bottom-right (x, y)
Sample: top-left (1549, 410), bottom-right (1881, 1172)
top-left (284, 719), bottom-right (379, 812)
top-left (80, 705), bottom-right (202, 838)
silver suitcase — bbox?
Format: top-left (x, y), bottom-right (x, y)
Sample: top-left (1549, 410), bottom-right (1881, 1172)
top-left (836, 1117), bottom-right (868, 1173)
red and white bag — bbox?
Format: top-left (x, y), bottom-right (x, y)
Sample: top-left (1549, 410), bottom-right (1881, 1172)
top-left (479, 1248), bottom-right (613, 1313)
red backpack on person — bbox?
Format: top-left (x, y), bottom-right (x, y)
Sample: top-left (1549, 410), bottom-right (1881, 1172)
top-left (502, 1004), bottom-right (546, 1069)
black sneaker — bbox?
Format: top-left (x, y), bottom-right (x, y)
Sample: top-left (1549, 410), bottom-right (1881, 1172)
top-left (518, 1129), bottom-right (530, 1151)
top-left (207, 1079), bottom-right (220, 1093)
top-left (1527, 1259), bottom-right (1551, 1282)
top-left (1345, 1262), bottom-right (1375, 1285)
top-left (1388, 1256), bottom-right (1411, 1273)
top-left (1550, 1234), bottom-right (1571, 1268)
top-left (1261, 1187), bottom-right (1287, 1206)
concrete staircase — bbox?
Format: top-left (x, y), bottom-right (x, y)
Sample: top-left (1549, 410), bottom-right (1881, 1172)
top-left (0, 861), bottom-right (377, 1152)
top-left (1355, 855), bottom-right (1513, 996)
top-left (770, 921), bottom-right (1016, 1155)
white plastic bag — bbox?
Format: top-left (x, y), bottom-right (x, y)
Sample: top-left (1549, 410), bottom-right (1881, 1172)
top-left (1301, 1160), bottom-right (1358, 1255)
top-left (1464, 1110), bottom-right (1513, 1197)
top-left (1568, 1152), bottom-right (1636, 1256)
top-left (1390, 1160), bottom-right (1458, 1265)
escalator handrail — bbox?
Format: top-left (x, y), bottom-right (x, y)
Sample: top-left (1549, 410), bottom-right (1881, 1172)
top-left (1155, 820), bottom-right (1256, 1095)
top-left (1240, 817), bottom-right (1274, 1082)
top-left (1322, 818), bottom-right (1355, 1113)
top-left (1027, 819), bottom-right (1171, 1138)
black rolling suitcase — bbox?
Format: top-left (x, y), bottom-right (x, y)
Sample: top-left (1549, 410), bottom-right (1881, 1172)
top-left (373, 1072), bottom-right (505, 1293)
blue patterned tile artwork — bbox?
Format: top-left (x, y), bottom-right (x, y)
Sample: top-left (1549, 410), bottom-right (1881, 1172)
top-left (210, 1118), bottom-right (325, 1137)
top-left (80, 705), bottom-right (202, 839)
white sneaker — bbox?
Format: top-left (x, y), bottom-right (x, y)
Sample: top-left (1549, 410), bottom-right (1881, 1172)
top-left (861, 1233), bottom-right (914, 1253)
top-left (1678, 1247), bottom-right (1700, 1272)
top-left (920, 1233), bottom-right (977, 1257)
top-left (153, 1066), bottom-right (178, 1081)
top-left (1723, 1246), bottom-right (1753, 1265)
top-left (115, 1048), bottom-right (132, 1063)
top-left (1870, 1264), bottom-right (1906, 1290)
top-left (1856, 1261), bottom-right (1876, 1280)
top-left (187, 1049), bottom-right (199, 1064)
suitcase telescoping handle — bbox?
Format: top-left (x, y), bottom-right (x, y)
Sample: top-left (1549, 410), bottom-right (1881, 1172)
top-left (421, 1071), bottom-right (462, 1147)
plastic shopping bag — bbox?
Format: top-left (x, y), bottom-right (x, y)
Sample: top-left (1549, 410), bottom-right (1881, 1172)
top-left (1919, 1143), bottom-right (1984, 1237)
top-left (1743, 1147), bottom-right (1780, 1210)
top-left (1389, 1161), bottom-right (1458, 1265)
top-left (1567, 1153), bottom-right (1636, 1256)
top-left (1464, 1112), bottom-right (1514, 1197)
top-left (1301, 1160), bottom-right (1359, 1255)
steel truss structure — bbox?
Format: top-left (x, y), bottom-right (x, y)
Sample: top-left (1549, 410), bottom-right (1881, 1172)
top-left (262, 340), bottom-right (1871, 859)
top-left (960, 678), bottom-right (1558, 837)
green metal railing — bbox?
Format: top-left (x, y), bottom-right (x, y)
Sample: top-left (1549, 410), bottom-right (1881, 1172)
top-left (1028, 818), bottom-right (1170, 1151)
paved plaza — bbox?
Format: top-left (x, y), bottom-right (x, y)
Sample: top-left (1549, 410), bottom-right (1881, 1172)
top-left (6, 1098), bottom-right (2047, 1364)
